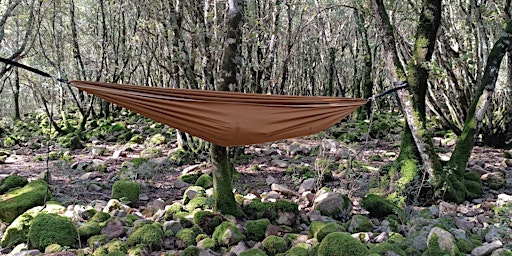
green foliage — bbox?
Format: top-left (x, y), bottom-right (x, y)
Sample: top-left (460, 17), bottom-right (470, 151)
top-left (361, 194), bottom-right (399, 218)
top-left (246, 218), bottom-right (271, 241)
top-left (0, 174), bottom-right (28, 194)
top-left (126, 222), bottom-right (163, 250)
top-left (28, 213), bottom-right (78, 250)
top-left (111, 180), bottom-right (140, 206)
top-left (317, 232), bottom-right (368, 256)
top-left (262, 235), bottom-right (288, 256)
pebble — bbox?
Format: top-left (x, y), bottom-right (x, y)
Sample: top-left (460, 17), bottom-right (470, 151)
top-left (471, 240), bottom-right (503, 256)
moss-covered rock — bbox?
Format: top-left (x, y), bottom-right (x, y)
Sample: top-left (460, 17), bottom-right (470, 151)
top-left (0, 174), bottom-right (28, 194)
top-left (195, 174), bottom-right (213, 189)
top-left (28, 213), bottom-right (78, 250)
top-left (176, 228), bottom-right (198, 249)
top-left (348, 215), bottom-right (374, 233)
top-left (126, 222), bottom-right (163, 250)
top-left (463, 171), bottom-right (482, 199)
top-left (193, 210), bottom-right (223, 235)
top-left (90, 211), bottom-right (111, 225)
top-left (111, 180), bottom-right (140, 206)
top-left (0, 203), bottom-right (65, 248)
top-left (239, 248), bottom-right (268, 256)
top-left (92, 239), bottom-right (127, 256)
top-left (183, 186), bottom-right (206, 205)
top-left (180, 173), bottom-right (201, 185)
top-left (315, 222), bottom-right (345, 242)
top-left (313, 192), bottom-right (352, 221)
top-left (317, 232), bottom-right (368, 256)
top-left (360, 194), bottom-right (399, 218)
top-left (0, 179), bottom-right (50, 223)
top-left (182, 245), bottom-right (201, 256)
top-left (197, 237), bottom-right (215, 250)
top-left (212, 221), bottom-right (244, 247)
top-left (149, 133), bottom-right (166, 145)
top-left (78, 221), bottom-right (102, 238)
top-left (243, 200), bottom-right (275, 220)
top-left (426, 227), bottom-right (458, 256)
top-left (246, 218), bottom-right (271, 241)
top-left (368, 242), bottom-right (406, 256)
top-left (262, 235), bottom-right (288, 256)
top-left (285, 246), bottom-right (310, 256)
top-left (186, 196), bottom-right (209, 211)
top-left (87, 234), bottom-right (110, 248)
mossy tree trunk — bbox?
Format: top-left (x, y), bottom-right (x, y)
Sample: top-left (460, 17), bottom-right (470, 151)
top-left (445, 19), bottom-right (512, 200)
top-left (210, 0), bottom-right (243, 217)
top-left (372, 0), bottom-right (443, 204)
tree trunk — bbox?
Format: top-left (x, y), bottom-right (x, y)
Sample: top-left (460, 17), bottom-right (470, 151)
top-left (372, 0), bottom-right (443, 204)
top-left (210, 0), bottom-right (243, 217)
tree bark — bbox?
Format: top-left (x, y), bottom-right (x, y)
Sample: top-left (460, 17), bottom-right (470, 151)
top-left (210, 0), bottom-right (243, 217)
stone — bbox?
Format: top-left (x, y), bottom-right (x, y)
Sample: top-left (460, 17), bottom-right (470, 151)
top-left (265, 191), bottom-right (281, 200)
top-left (313, 192), bottom-right (352, 221)
top-left (271, 159), bottom-right (288, 168)
top-left (427, 227), bottom-right (457, 256)
top-left (288, 142), bottom-right (305, 156)
top-left (298, 178), bottom-right (316, 194)
top-left (100, 217), bottom-right (125, 239)
top-left (266, 175), bottom-right (277, 185)
top-left (275, 211), bottom-right (296, 226)
top-left (438, 201), bottom-right (457, 217)
top-left (229, 241), bottom-right (249, 255)
top-left (0, 180), bottom-right (50, 223)
top-left (163, 220), bottom-right (182, 235)
top-left (471, 240), bottom-right (503, 256)
top-left (504, 159), bottom-right (512, 167)
top-left (271, 183), bottom-right (297, 196)
top-left (496, 194), bottom-right (512, 207)
top-left (112, 150), bottom-right (126, 159)
top-left (481, 172), bottom-right (506, 189)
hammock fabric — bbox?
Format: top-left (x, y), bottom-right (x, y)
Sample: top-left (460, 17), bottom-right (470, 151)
top-left (70, 81), bottom-right (367, 147)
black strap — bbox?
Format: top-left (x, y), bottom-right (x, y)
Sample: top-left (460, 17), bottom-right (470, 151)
top-left (368, 81), bottom-right (409, 102)
top-left (0, 57), bottom-right (68, 83)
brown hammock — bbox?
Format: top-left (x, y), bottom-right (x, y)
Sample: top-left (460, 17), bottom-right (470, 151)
top-left (70, 81), bottom-right (367, 147)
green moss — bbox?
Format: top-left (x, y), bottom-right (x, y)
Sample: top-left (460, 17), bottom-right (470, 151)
top-left (0, 179), bottom-right (50, 223)
top-left (124, 214), bottom-right (139, 226)
top-left (0, 174), bottom-right (28, 194)
top-left (361, 194), bottom-right (399, 218)
top-left (193, 210), bottom-right (223, 235)
top-left (426, 233), bottom-right (458, 256)
top-left (126, 222), bottom-right (163, 250)
top-left (317, 232), bottom-right (368, 256)
top-left (93, 239), bottom-right (127, 256)
top-left (78, 221), bottom-right (101, 237)
top-left (182, 245), bottom-right (201, 256)
top-left (186, 196), bottom-right (208, 211)
top-left (180, 173), bottom-right (201, 184)
top-left (195, 174), bottom-right (213, 189)
top-left (246, 218), bottom-right (271, 241)
top-left (111, 180), bottom-right (140, 206)
top-left (274, 199), bottom-right (299, 214)
top-left (308, 221), bottom-right (327, 239)
top-left (198, 237), bottom-right (215, 250)
top-left (243, 200), bottom-right (274, 220)
top-left (176, 228), bottom-right (197, 248)
top-left (368, 242), bottom-right (406, 256)
top-left (239, 248), bottom-right (268, 256)
top-left (349, 215), bottom-right (374, 233)
top-left (28, 213), bottom-right (78, 250)
top-left (456, 239), bottom-right (474, 254)
top-left (285, 246), bottom-right (309, 256)
top-left (183, 186), bottom-right (206, 205)
top-left (262, 235), bottom-right (288, 256)
top-left (212, 221), bottom-right (244, 246)
top-left (44, 243), bottom-right (63, 253)
top-left (90, 211), bottom-right (111, 224)
top-left (87, 234), bottom-right (110, 247)
top-left (149, 133), bottom-right (166, 145)
top-left (316, 222), bottom-right (345, 242)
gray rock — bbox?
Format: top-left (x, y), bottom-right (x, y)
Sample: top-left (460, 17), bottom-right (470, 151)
top-left (439, 201), bottom-right (457, 217)
top-left (374, 232), bottom-right (389, 243)
top-left (172, 180), bottom-right (190, 189)
top-left (271, 183), bottom-right (297, 196)
top-left (504, 159), bottom-right (512, 167)
top-left (265, 191), bottom-right (281, 200)
top-left (101, 218), bottom-right (125, 239)
top-left (276, 210), bottom-right (296, 226)
top-left (288, 142), bottom-right (304, 156)
top-left (298, 178), bottom-right (316, 194)
top-left (481, 172), bottom-right (506, 189)
top-left (491, 249), bottom-right (512, 256)
top-left (163, 220), bottom-right (182, 235)
top-left (484, 226), bottom-right (502, 243)
top-left (271, 159), bottom-right (288, 168)
top-left (449, 228), bottom-right (469, 242)
top-left (266, 175), bottom-right (277, 185)
top-left (313, 192), bottom-right (352, 220)
top-left (427, 227), bottom-right (457, 256)
top-left (229, 241), bottom-right (248, 255)
top-left (12, 250), bottom-right (41, 256)
top-left (149, 198), bottom-right (166, 211)
top-left (471, 240), bottom-right (503, 256)
top-left (408, 226), bottom-right (432, 252)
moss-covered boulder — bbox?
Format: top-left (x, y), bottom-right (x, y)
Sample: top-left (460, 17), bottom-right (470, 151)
top-left (111, 180), bottom-right (140, 206)
top-left (28, 213), bottom-right (78, 250)
top-left (1, 203), bottom-right (65, 248)
top-left (182, 245), bottom-right (201, 256)
top-left (193, 210), bottom-right (223, 235)
top-left (239, 248), bottom-right (268, 256)
top-left (317, 232), bottom-right (368, 256)
top-left (348, 215), bottom-right (374, 233)
top-left (368, 242), bottom-right (406, 256)
top-left (212, 221), bottom-right (244, 247)
top-left (313, 221), bottom-right (345, 242)
top-left (360, 194), bottom-right (399, 218)
top-left (426, 227), bottom-right (458, 256)
top-left (246, 218), bottom-right (271, 241)
top-left (92, 239), bottom-right (127, 256)
top-left (313, 192), bottom-right (352, 221)
top-left (186, 196), bottom-right (209, 211)
top-left (0, 174), bottom-right (28, 194)
top-left (262, 235), bottom-right (288, 256)
top-left (183, 186), bottom-right (206, 205)
top-left (87, 234), bottom-right (110, 248)
top-left (176, 228), bottom-right (197, 249)
top-left (126, 222), bottom-right (163, 250)
top-left (285, 246), bottom-right (310, 256)
top-left (78, 221), bottom-right (102, 238)
top-left (0, 179), bottom-right (50, 223)
top-left (195, 174), bottom-right (213, 189)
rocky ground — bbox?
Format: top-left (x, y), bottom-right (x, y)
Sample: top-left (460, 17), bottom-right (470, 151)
top-left (1, 118), bottom-right (512, 255)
